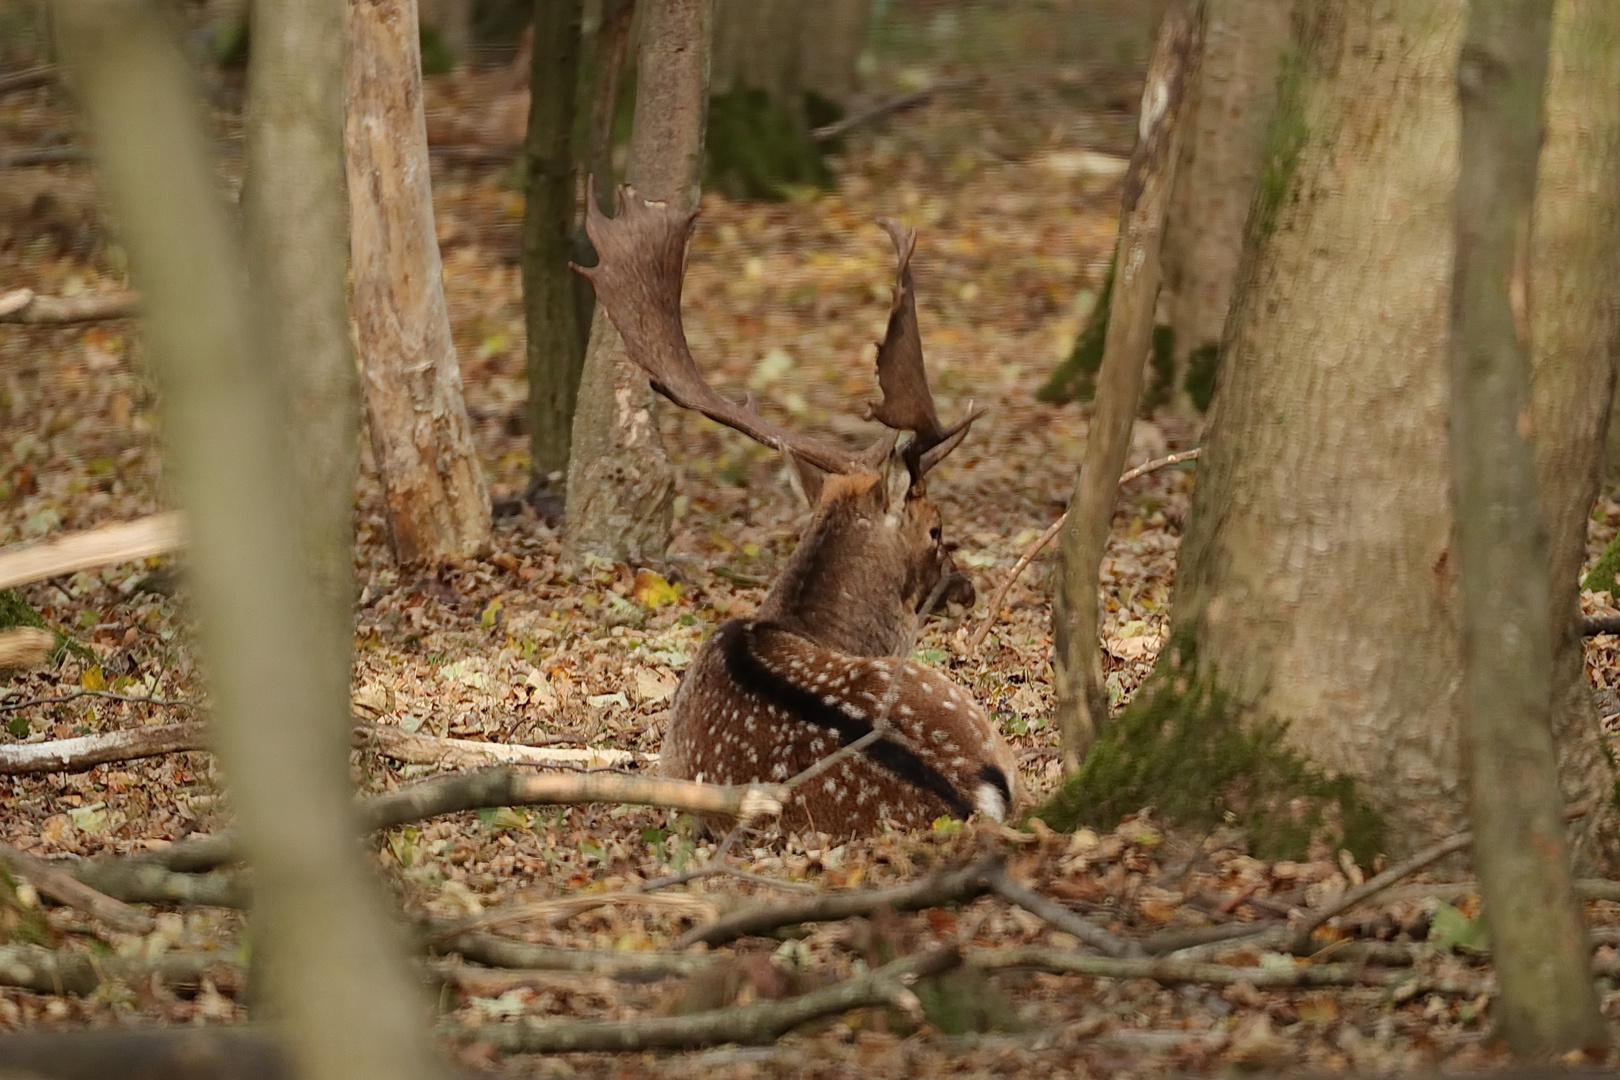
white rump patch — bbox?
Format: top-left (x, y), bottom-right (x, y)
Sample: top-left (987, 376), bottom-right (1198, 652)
top-left (975, 781), bottom-right (1008, 822)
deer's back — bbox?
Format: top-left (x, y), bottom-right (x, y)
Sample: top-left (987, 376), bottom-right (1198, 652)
top-left (660, 619), bottom-right (1017, 837)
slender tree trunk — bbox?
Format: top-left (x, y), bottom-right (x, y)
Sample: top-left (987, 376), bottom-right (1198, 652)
top-left (562, 0), bottom-right (710, 565)
top-left (523, 0), bottom-right (586, 485)
top-left (586, 0), bottom-right (636, 214)
top-left (797, 0), bottom-right (868, 109)
top-left (52, 3), bottom-right (441, 1079)
top-left (1158, 0), bottom-right (1288, 415)
top-left (1170, 0), bottom-right (1617, 862)
top-left (347, 0), bottom-right (491, 563)
top-left (1053, 4), bottom-right (1201, 773)
top-left (1532, 0), bottom-right (1620, 869)
top-left (1449, 0), bottom-right (1605, 1055)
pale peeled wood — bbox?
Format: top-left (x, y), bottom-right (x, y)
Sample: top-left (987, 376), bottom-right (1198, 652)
top-left (0, 287), bottom-right (138, 323)
top-left (346, 0), bottom-right (490, 563)
top-left (357, 722), bottom-right (651, 770)
top-left (0, 722), bottom-right (208, 775)
top-left (0, 627), bottom-right (54, 668)
top-left (1053, 4), bottom-right (1201, 771)
top-left (0, 512), bottom-right (184, 591)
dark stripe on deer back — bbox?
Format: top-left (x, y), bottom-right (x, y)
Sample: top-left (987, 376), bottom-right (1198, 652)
top-left (715, 619), bottom-right (974, 819)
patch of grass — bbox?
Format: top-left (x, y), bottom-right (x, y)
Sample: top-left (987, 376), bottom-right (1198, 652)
top-left (1034, 633), bottom-right (1384, 863)
top-left (1583, 532), bottom-right (1620, 596)
top-left (1037, 244), bottom-right (1115, 404)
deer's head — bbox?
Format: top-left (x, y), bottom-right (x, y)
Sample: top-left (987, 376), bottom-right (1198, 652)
top-left (575, 186), bottom-right (981, 657)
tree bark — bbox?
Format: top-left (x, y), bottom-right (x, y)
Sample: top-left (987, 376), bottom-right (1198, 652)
top-left (1170, 0), bottom-right (1618, 862)
top-left (796, 0), bottom-right (868, 110)
top-left (52, 2), bottom-right (443, 1079)
top-left (347, 0), bottom-right (491, 563)
top-left (585, 0), bottom-right (636, 214)
top-left (1449, 0), bottom-right (1605, 1057)
top-left (522, 0), bottom-right (586, 483)
top-left (562, 0), bottom-right (711, 565)
top-left (1531, 0), bottom-right (1620, 871)
top-left (1158, 0), bottom-right (1289, 415)
top-left (1052, 4), bottom-right (1201, 772)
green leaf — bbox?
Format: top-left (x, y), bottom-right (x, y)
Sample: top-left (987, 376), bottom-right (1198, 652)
top-left (915, 648), bottom-right (949, 665)
top-left (1429, 902), bottom-right (1490, 953)
top-left (7, 716), bottom-right (29, 738)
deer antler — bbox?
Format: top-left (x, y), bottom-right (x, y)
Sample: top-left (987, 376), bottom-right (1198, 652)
top-left (868, 219), bottom-right (984, 485)
top-left (574, 181), bottom-right (860, 477)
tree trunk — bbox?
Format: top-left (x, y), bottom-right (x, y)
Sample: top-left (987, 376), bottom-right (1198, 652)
top-left (53, 3), bottom-right (441, 1079)
top-left (1158, 0), bottom-right (1289, 415)
top-left (796, 0), bottom-right (868, 110)
top-left (1449, 0), bottom-right (1605, 1056)
top-left (585, 0), bottom-right (636, 213)
top-left (1053, 3), bottom-right (1201, 773)
top-left (562, 0), bottom-right (710, 565)
top-left (347, 0), bottom-right (491, 563)
top-left (522, 0), bottom-right (585, 485)
top-left (1532, 0), bottom-right (1620, 870)
top-left (1170, 0), bottom-right (1617, 862)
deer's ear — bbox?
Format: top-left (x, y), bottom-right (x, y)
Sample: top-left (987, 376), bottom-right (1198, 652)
top-left (882, 452), bottom-right (912, 513)
top-left (782, 446), bottom-right (825, 508)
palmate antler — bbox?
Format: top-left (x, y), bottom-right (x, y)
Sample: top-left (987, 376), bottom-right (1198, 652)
top-left (573, 181), bottom-right (980, 486)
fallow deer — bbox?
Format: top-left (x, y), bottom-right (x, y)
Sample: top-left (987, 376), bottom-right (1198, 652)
top-left (574, 184), bottom-right (1019, 838)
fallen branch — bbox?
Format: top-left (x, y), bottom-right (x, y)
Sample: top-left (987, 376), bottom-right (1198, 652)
top-left (0, 511), bottom-right (183, 591)
top-left (984, 863), bottom-right (1140, 958)
top-left (973, 945), bottom-right (1486, 996)
top-left (363, 766), bottom-right (784, 832)
top-left (0, 839), bottom-right (154, 933)
top-left (0, 64), bottom-right (58, 96)
top-left (811, 79), bottom-right (975, 143)
top-left (675, 855), bottom-right (1000, 949)
top-left (0, 944), bottom-right (244, 995)
top-left (0, 721), bottom-right (207, 775)
top-left (67, 859), bottom-right (248, 908)
top-left (969, 449), bottom-right (1199, 652)
top-left (456, 947), bottom-right (959, 1054)
top-left (358, 721), bottom-right (649, 769)
top-left (0, 287), bottom-right (139, 324)
top-left (424, 928), bottom-right (707, 979)
top-left (430, 890), bottom-right (716, 940)
top-left (1581, 615), bottom-right (1620, 636)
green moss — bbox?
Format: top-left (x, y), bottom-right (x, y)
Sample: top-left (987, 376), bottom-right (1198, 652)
top-left (0, 588), bottom-right (90, 664)
top-left (1141, 324), bottom-right (1177, 413)
top-left (915, 967), bottom-right (1024, 1035)
top-left (1037, 245), bottom-right (1116, 404)
top-left (1034, 633), bottom-right (1384, 863)
top-left (1583, 532), bottom-right (1620, 596)
top-left (0, 867), bottom-right (52, 946)
top-left (705, 88), bottom-right (834, 202)
top-left (418, 25), bottom-right (455, 77)
top-left (1253, 46), bottom-right (1308, 241)
top-left (1183, 341), bottom-right (1220, 413)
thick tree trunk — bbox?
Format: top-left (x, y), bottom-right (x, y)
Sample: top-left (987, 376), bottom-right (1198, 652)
top-left (1053, 4), bottom-right (1200, 772)
top-left (53, 3), bottom-right (441, 1079)
top-left (1171, 0), bottom-right (1617, 862)
top-left (1158, 0), bottom-right (1288, 415)
top-left (522, 0), bottom-right (586, 484)
top-left (1449, 0), bottom-right (1605, 1057)
top-left (797, 0), bottom-right (868, 109)
top-left (347, 0), bottom-right (491, 563)
top-left (1532, 0), bottom-right (1620, 869)
top-left (562, 0), bottom-right (710, 565)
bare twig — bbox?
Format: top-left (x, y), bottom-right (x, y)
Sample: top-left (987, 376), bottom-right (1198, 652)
top-left (0, 721), bottom-right (208, 775)
top-left (0, 840), bottom-right (154, 933)
top-left (971, 945), bottom-right (1487, 996)
top-left (0, 689), bottom-right (198, 714)
top-left (675, 855), bottom-right (1001, 949)
top-left (1581, 615), bottom-right (1620, 636)
top-left (356, 722), bottom-right (650, 770)
top-left (811, 79), bottom-right (975, 143)
top-left (985, 864), bottom-right (1139, 958)
top-left (455, 947), bottom-right (960, 1054)
top-left (0, 288), bottom-right (139, 324)
top-left (429, 891), bottom-right (716, 941)
top-left (969, 448), bottom-right (1199, 651)
top-left (0, 512), bottom-right (183, 590)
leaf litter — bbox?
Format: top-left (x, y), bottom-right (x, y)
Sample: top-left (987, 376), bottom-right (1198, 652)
top-left (2, 17), bottom-right (1619, 1076)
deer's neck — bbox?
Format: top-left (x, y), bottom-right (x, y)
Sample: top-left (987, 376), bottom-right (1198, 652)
top-left (754, 499), bottom-right (916, 657)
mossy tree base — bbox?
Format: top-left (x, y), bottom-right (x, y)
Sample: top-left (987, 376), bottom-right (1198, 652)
top-left (1034, 635), bottom-right (1384, 863)
top-left (705, 88), bottom-right (835, 202)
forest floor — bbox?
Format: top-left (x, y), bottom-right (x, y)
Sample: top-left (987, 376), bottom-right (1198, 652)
top-left (4, 22), bottom-right (1620, 1080)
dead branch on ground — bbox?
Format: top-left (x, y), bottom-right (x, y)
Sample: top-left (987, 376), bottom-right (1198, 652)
top-left (675, 855), bottom-right (1001, 949)
top-left (0, 721), bottom-right (207, 775)
top-left (970, 449), bottom-right (1198, 652)
top-left (0, 287), bottom-right (139, 324)
top-left (0, 64), bottom-right (57, 96)
top-left (424, 928), bottom-right (706, 979)
top-left (357, 721), bottom-right (649, 769)
top-left (0, 840), bottom-right (154, 933)
top-left (984, 863), bottom-right (1139, 958)
top-left (67, 859), bottom-right (249, 908)
top-left (811, 79), bottom-right (976, 143)
top-left (0, 511), bottom-right (183, 590)
top-left (0, 944), bottom-right (244, 995)
top-left (455, 947), bottom-right (959, 1054)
